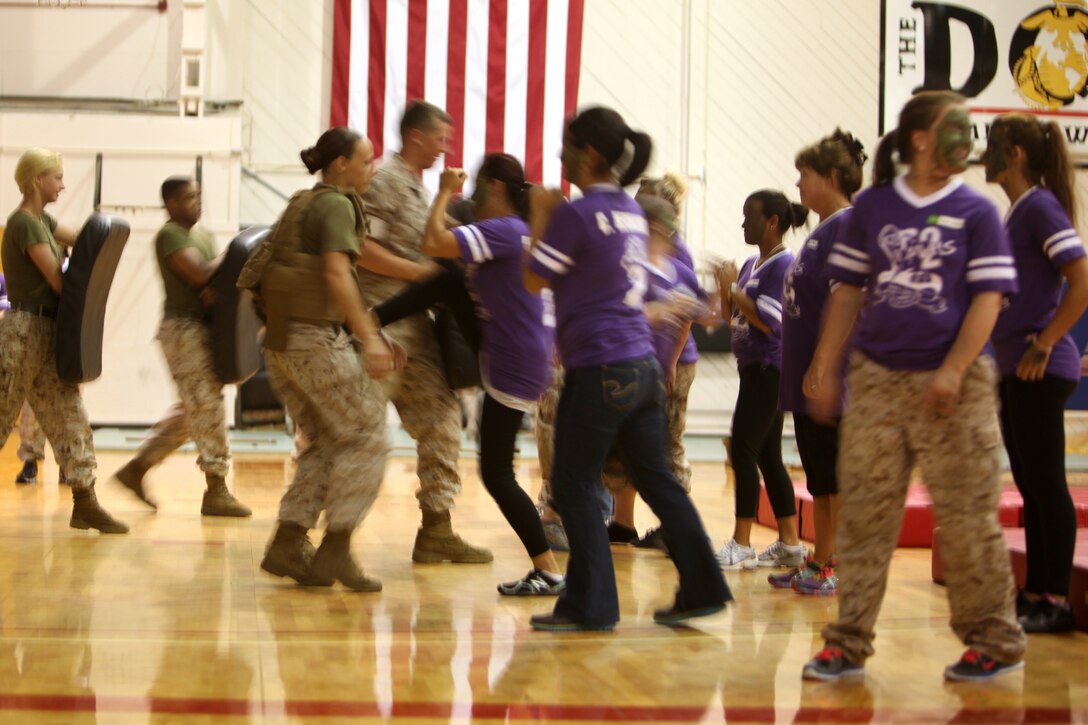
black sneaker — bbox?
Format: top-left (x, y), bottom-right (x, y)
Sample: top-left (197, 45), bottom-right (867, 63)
top-left (653, 600), bottom-right (726, 625)
top-left (943, 649), bottom-right (1024, 681)
top-left (607, 521), bottom-right (638, 545)
top-left (529, 613), bottom-right (615, 632)
top-left (1019, 599), bottom-right (1075, 634)
top-left (633, 526), bottom-right (670, 555)
top-left (802, 646), bottom-right (865, 681)
top-left (498, 569), bottom-right (566, 596)
top-left (1015, 589), bottom-right (1040, 619)
top-left (15, 460), bottom-right (37, 485)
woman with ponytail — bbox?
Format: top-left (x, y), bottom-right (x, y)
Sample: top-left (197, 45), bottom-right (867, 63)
top-left (714, 190), bottom-right (808, 571)
top-left (801, 92), bottom-right (1025, 682)
top-left (420, 153), bottom-right (565, 596)
top-left (984, 114), bottom-right (1088, 634)
top-left (767, 130), bottom-right (867, 596)
top-left (522, 106), bottom-right (730, 631)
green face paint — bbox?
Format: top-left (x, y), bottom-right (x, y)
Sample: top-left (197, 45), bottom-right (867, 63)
top-left (935, 106), bottom-right (973, 171)
top-left (982, 129), bottom-right (1010, 182)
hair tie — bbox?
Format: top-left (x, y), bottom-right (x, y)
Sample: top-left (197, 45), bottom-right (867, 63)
top-left (611, 138), bottom-right (636, 183)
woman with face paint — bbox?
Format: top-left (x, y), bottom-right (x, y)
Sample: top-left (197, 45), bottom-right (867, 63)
top-left (714, 191), bottom-right (807, 572)
top-left (420, 153), bottom-right (565, 596)
top-left (800, 92), bottom-right (1026, 682)
top-left (983, 114), bottom-right (1088, 634)
top-left (522, 106), bottom-right (730, 631)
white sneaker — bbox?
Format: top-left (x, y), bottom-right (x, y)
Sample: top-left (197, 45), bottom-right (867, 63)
top-left (716, 539), bottom-right (756, 570)
top-left (755, 540), bottom-right (807, 568)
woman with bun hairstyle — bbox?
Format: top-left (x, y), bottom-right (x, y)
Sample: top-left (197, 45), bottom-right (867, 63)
top-left (768, 129), bottom-right (867, 595)
top-left (420, 152), bottom-right (565, 596)
top-left (801, 92), bottom-right (1025, 682)
top-left (0, 148), bottom-right (127, 533)
top-left (714, 190), bottom-right (808, 572)
top-left (523, 106), bottom-right (730, 631)
top-left (984, 113), bottom-right (1088, 634)
top-left (258, 127), bottom-right (404, 593)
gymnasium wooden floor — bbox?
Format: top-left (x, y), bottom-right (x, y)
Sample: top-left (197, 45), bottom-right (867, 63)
top-left (0, 439), bottom-right (1084, 724)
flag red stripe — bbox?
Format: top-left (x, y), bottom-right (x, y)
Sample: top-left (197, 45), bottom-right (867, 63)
top-left (561, 0), bottom-right (584, 194)
top-left (485, 0), bottom-right (507, 154)
top-left (330, 0), bottom-right (352, 127)
top-left (524, 0), bottom-right (547, 183)
top-left (406, 0), bottom-right (428, 103)
top-left (368, 0), bottom-right (388, 157)
top-left (445, 0), bottom-right (468, 169)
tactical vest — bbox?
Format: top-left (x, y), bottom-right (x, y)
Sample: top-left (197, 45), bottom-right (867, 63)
top-left (242, 184), bottom-right (368, 352)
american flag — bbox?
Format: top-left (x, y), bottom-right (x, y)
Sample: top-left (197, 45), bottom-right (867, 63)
top-left (330, 0), bottom-right (585, 194)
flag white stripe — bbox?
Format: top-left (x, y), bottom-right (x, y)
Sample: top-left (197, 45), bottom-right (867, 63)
top-left (504, 1), bottom-right (529, 164)
top-left (543, 0), bottom-right (569, 187)
top-left (383, 0), bottom-right (409, 160)
top-left (348, 0), bottom-right (369, 132)
top-left (461, 0), bottom-right (490, 196)
top-left (422, 0), bottom-right (451, 194)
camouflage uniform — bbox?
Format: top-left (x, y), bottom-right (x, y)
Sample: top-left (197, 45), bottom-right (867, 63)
top-left (534, 363), bottom-right (563, 508)
top-left (0, 312), bottom-right (96, 491)
top-left (134, 318), bottom-right (230, 477)
top-left (825, 353), bottom-right (1026, 665)
top-left (17, 400), bottom-right (45, 463)
top-left (359, 154), bottom-right (462, 514)
top-left (267, 323), bottom-right (389, 531)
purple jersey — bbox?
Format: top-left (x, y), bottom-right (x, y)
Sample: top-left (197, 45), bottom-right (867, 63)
top-left (453, 215), bottom-right (555, 401)
top-left (528, 185), bottom-right (655, 369)
top-left (992, 187), bottom-right (1086, 382)
top-left (0, 273), bottom-right (8, 311)
top-left (780, 207), bottom-right (853, 413)
top-left (827, 176), bottom-right (1017, 371)
top-left (730, 248), bottom-right (792, 371)
top-left (646, 257), bottom-right (704, 369)
top-left (671, 234), bottom-right (704, 365)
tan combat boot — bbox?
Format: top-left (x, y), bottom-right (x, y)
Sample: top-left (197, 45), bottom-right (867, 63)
top-left (201, 474), bottom-right (252, 517)
top-left (260, 521), bottom-right (328, 586)
top-left (114, 457), bottom-right (156, 509)
top-left (412, 509), bottom-right (493, 563)
top-left (310, 529), bottom-right (382, 592)
top-left (70, 484), bottom-right (129, 534)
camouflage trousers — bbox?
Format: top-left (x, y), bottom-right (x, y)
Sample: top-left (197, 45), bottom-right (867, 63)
top-left (134, 318), bottom-right (230, 478)
top-left (534, 364), bottom-right (563, 508)
top-left (369, 312), bottom-right (462, 514)
top-left (825, 353), bottom-right (1026, 665)
top-left (18, 400), bottom-right (46, 462)
top-left (0, 311), bottom-right (95, 490)
top-left (267, 323), bottom-right (389, 532)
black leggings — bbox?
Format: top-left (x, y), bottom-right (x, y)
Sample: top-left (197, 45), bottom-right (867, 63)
top-left (998, 374), bottom-right (1078, 597)
top-left (480, 394), bottom-right (550, 559)
top-left (372, 259), bottom-right (480, 350)
top-left (731, 364), bottom-right (795, 520)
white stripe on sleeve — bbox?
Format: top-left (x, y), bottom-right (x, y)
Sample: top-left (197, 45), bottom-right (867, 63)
top-left (531, 246), bottom-right (569, 274)
top-left (831, 243), bottom-right (869, 261)
top-left (967, 255), bottom-right (1014, 268)
top-left (966, 268), bottom-right (1017, 282)
top-left (535, 240), bottom-right (574, 265)
top-left (827, 253), bottom-right (870, 274)
top-left (757, 296), bottom-right (783, 323)
top-left (1047, 237), bottom-right (1084, 259)
top-left (1043, 229), bottom-right (1078, 252)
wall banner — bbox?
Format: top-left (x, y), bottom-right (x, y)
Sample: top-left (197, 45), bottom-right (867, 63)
top-left (882, 1), bottom-right (1088, 157)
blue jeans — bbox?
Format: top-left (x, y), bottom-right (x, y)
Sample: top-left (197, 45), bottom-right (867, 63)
top-left (551, 357), bottom-right (731, 626)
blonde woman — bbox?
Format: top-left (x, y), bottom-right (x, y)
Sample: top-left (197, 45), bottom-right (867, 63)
top-left (0, 148), bottom-right (127, 533)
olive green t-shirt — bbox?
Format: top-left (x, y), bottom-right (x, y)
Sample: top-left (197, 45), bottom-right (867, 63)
top-left (155, 221), bottom-right (216, 319)
top-left (1, 210), bottom-right (61, 309)
top-left (300, 189), bottom-right (362, 258)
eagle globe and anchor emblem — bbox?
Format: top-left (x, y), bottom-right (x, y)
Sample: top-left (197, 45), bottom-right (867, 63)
top-left (1011, 0), bottom-right (1088, 109)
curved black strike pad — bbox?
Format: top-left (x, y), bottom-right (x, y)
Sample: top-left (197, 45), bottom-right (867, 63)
top-left (55, 213), bottom-right (131, 384)
top-left (211, 226), bottom-right (269, 385)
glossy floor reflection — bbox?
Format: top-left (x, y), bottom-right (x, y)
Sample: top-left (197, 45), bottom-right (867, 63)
top-left (0, 439), bottom-right (1085, 724)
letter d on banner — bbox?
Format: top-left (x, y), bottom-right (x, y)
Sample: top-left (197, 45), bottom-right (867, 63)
top-left (914, 2), bottom-right (998, 97)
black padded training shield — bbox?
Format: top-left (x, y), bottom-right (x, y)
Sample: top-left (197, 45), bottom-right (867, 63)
top-left (55, 213), bottom-right (130, 384)
top-left (211, 226), bottom-right (269, 385)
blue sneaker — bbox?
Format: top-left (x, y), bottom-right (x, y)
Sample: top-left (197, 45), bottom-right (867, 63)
top-left (802, 646), bottom-right (865, 681)
top-left (943, 649), bottom-right (1024, 682)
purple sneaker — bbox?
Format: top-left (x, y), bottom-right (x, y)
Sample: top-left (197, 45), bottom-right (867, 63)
top-left (794, 563), bottom-right (837, 596)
